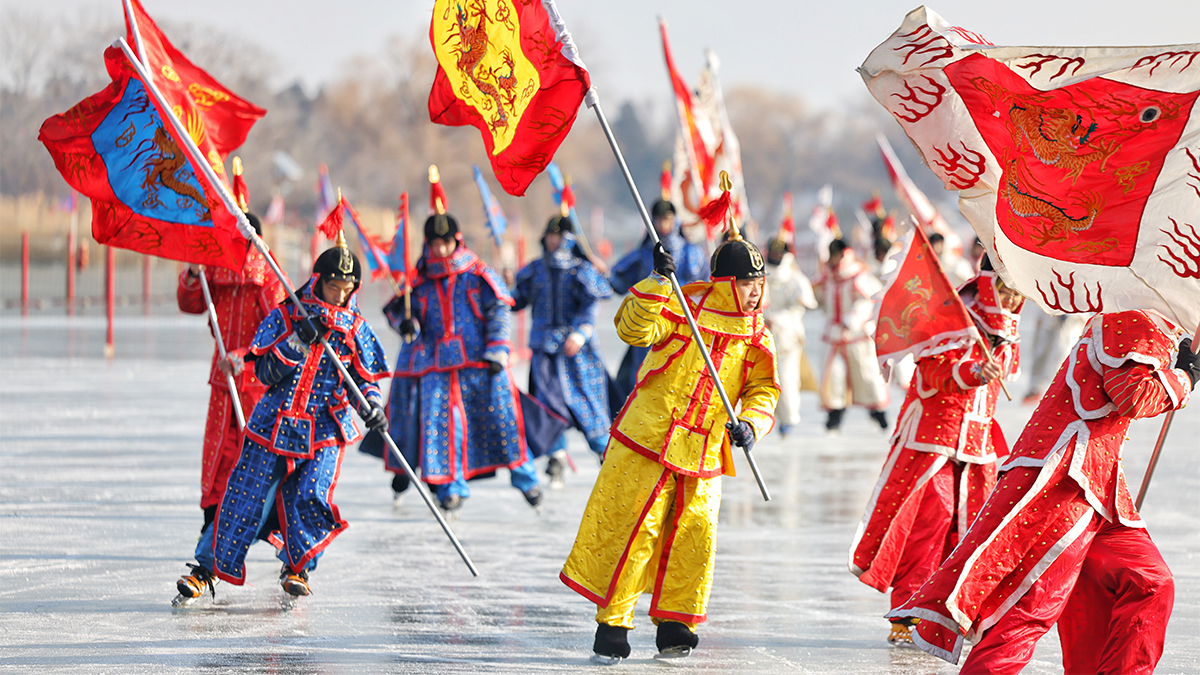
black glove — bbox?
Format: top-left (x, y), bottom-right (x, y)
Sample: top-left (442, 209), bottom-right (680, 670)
top-left (295, 316), bottom-right (326, 345)
top-left (486, 360), bottom-right (504, 376)
top-left (358, 403), bottom-right (388, 432)
top-left (726, 419), bottom-right (755, 452)
top-left (399, 318), bottom-right (417, 340)
top-left (1176, 338), bottom-right (1200, 389)
top-left (653, 242), bottom-right (676, 278)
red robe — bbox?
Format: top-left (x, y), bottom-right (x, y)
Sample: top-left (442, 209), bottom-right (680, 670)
top-left (850, 337), bottom-right (1016, 609)
top-left (177, 250), bottom-right (286, 511)
top-left (889, 310), bottom-right (1192, 666)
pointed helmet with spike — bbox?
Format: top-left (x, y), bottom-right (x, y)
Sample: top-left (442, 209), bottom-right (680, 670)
top-left (651, 160), bottom-right (676, 220)
top-left (709, 171), bottom-right (766, 279)
top-left (424, 164), bottom-right (460, 240)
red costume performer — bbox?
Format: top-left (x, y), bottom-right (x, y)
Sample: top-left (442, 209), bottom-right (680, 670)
top-left (177, 240), bottom-right (286, 527)
top-left (849, 270), bottom-right (1021, 643)
top-left (889, 310), bottom-right (1194, 674)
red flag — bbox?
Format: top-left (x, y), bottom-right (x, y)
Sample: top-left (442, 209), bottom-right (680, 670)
top-left (428, 0), bottom-right (591, 196)
top-left (124, 0), bottom-right (265, 170)
top-left (341, 196), bottom-right (391, 281)
top-left (779, 192), bottom-right (795, 246)
top-left (873, 226), bottom-right (980, 378)
top-left (862, 7), bottom-right (1200, 332)
top-left (316, 197), bottom-right (344, 240)
top-left (39, 47), bottom-right (248, 271)
top-left (387, 193), bottom-right (412, 290)
top-left (661, 18), bottom-right (715, 203)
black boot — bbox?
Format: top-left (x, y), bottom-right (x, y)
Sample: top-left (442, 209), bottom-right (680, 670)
top-left (825, 408), bottom-right (845, 432)
top-left (593, 623), bottom-right (631, 661)
top-left (656, 621), bottom-right (699, 657)
top-left (869, 409), bottom-right (890, 430)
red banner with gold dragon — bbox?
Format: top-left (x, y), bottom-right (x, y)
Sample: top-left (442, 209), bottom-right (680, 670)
top-left (860, 7), bottom-right (1200, 334)
top-left (428, 0), bottom-right (592, 196)
top-left (873, 224), bottom-right (980, 378)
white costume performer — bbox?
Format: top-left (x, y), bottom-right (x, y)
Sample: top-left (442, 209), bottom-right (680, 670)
top-left (764, 239), bottom-right (817, 435)
top-left (813, 240), bottom-right (890, 431)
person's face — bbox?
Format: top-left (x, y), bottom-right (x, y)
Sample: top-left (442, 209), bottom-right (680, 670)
top-left (931, 241), bottom-right (945, 256)
top-left (543, 232), bottom-right (563, 253)
top-left (995, 280), bottom-right (1022, 312)
top-left (828, 250), bottom-right (844, 269)
top-left (319, 278), bottom-right (356, 307)
top-left (735, 277), bottom-right (764, 310)
top-left (427, 236), bottom-right (456, 259)
top-left (654, 213), bottom-right (675, 237)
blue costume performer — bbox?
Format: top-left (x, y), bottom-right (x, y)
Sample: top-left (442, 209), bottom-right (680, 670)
top-left (512, 212), bottom-right (614, 485)
top-left (608, 197), bottom-right (708, 405)
top-left (383, 211), bottom-right (541, 513)
top-left (175, 235), bottom-right (389, 602)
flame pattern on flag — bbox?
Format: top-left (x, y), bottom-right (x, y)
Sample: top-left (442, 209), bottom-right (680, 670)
top-left (861, 6), bottom-right (1200, 332)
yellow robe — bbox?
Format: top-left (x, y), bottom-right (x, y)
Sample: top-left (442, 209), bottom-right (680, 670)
top-left (560, 274), bottom-right (779, 629)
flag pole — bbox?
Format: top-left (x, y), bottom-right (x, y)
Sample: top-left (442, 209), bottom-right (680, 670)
top-left (123, 2), bottom-right (249, 424)
top-left (197, 268), bottom-right (246, 430)
top-left (587, 90), bottom-right (770, 502)
top-left (1135, 326), bottom-right (1200, 509)
top-left (115, 38), bottom-right (478, 577)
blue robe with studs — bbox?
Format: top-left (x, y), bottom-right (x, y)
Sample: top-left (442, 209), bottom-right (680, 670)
top-left (210, 276), bottom-right (388, 584)
top-left (383, 246), bottom-right (530, 484)
top-left (512, 236), bottom-right (614, 440)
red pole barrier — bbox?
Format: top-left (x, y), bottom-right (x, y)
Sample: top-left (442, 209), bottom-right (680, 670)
top-left (142, 255), bottom-right (151, 315)
top-left (21, 230), bottom-right (30, 317)
top-left (66, 219), bottom-right (77, 316)
top-left (105, 246), bottom-right (115, 359)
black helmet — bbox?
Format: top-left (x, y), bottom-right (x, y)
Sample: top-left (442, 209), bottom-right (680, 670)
top-left (312, 232), bottom-right (362, 290)
top-left (828, 238), bottom-right (849, 258)
top-left (766, 237), bottom-right (791, 265)
top-left (651, 199), bottom-right (676, 220)
top-left (544, 213), bottom-right (573, 236)
top-left (424, 213), bottom-right (460, 241)
top-left (711, 237), bottom-right (767, 280)
top-left (245, 212), bottom-right (263, 236)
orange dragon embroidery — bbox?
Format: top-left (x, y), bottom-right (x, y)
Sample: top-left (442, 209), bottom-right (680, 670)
top-left (448, 0), bottom-right (519, 134)
top-left (129, 126), bottom-right (211, 222)
top-left (879, 277), bottom-right (933, 342)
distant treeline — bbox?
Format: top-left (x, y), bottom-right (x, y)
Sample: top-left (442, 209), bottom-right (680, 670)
top-left (0, 7), bottom-right (953, 253)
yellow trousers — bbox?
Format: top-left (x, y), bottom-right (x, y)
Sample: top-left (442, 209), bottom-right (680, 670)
top-left (560, 440), bottom-right (722, 630)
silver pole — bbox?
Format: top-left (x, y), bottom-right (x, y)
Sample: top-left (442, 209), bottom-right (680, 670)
top-left (115, 38), bottom-right (479, 575)
top-left (587, 91), bottom-right (770, 502)
top-left (197, 268), bottom-right (246, 430)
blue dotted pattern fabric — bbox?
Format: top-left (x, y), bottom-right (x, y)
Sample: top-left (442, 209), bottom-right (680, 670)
top-left (609, 229), bottom-right (709, 294)
top-left (247, 278), bottom-right (387, 459)
top-left (512, 241), bottom-right (613, 438)
top-left (382, 249), bottom-right (526, 482)
top-left (211, 437), bottom-right (346, 582)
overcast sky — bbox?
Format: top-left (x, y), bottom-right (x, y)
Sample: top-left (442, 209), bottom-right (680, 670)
top-left (12, 0), bottom-right (1200, 110)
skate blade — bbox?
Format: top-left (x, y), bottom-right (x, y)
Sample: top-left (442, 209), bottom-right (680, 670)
top-left (589, 653), bottom-right (623, 666)
top-left (280, 592), bottom-right (300, 610)
top-left (654, 646), bottom-right (692, 660)
top-left (171, 593), bottom-right (200, 608)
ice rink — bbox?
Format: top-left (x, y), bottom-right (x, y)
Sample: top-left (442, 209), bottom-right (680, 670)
top-left (3, 297), bottom-right (1198, 674)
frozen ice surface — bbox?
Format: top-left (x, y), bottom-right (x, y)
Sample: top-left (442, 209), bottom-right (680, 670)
top-left (2, 304), bottom-right (1198, 674)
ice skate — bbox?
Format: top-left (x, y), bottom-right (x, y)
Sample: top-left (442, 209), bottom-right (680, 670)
top-left (523, 485), bottom-right (544, 513)
top-left (546, 451), bottom-right (566, 490)
top-left (280, 565), bottom-right (311, 597)
top-left (591, 623), bottom-right (630, 665)
top-left (654, 621), bottom-right (698, 660)
top-left (439, 494), bottom-right (463, 520)
top-left (887, 621), bottom-right (915, 647)
top-left (173, 563), bottom-right (215, 606)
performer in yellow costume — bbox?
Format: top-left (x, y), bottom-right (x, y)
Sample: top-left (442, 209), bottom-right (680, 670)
top-left (560, 220), bottom-right (779, 663)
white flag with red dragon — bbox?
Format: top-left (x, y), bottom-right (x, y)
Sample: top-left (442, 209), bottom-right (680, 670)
top-left (859, 6), bottom-right (1200, 333)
